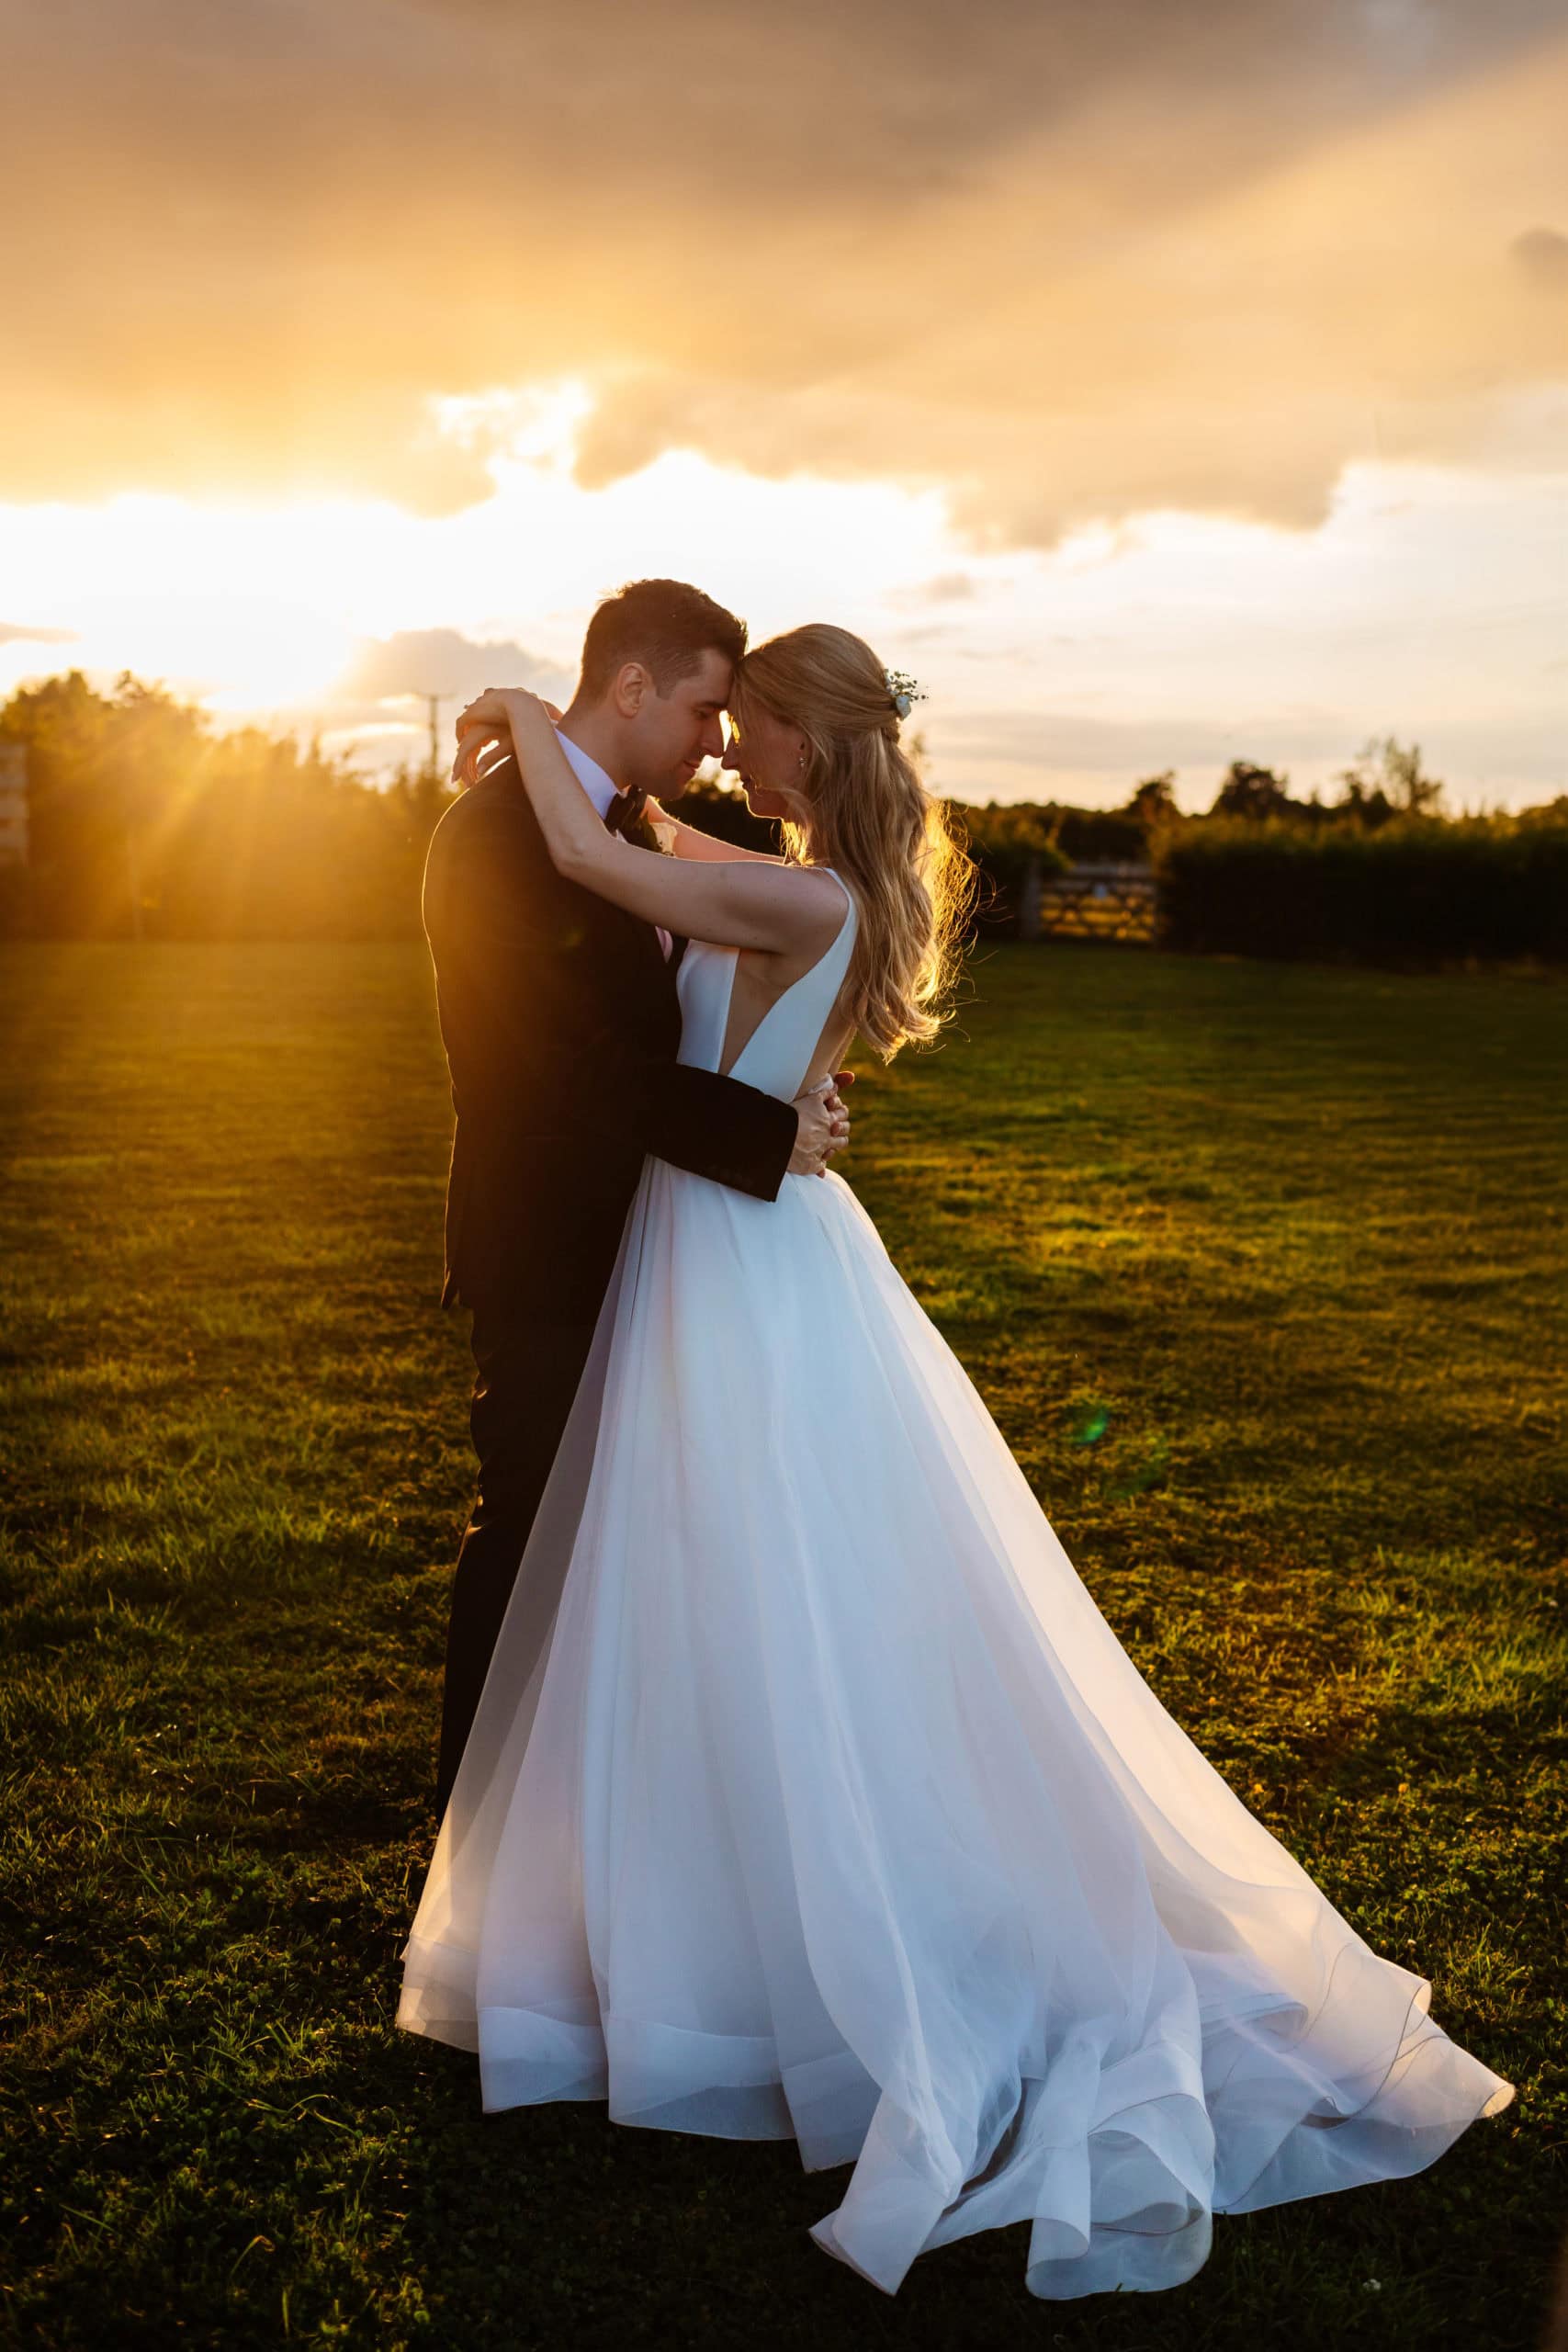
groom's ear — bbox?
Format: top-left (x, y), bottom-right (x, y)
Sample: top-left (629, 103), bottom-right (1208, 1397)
top-left (612, 662), bottom-right (650, 718)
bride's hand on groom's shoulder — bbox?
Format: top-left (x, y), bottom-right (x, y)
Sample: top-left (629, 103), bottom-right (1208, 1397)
top-left (451, 691), bottom-right (563, 787)
top-left (451, 689), bottom-right (508, 787)
top-left (451, 733), bottom-right (510, 789)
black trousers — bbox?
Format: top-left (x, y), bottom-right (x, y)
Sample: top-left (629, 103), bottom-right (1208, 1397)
top-left (434, 1301), bottom-right (595, 1819)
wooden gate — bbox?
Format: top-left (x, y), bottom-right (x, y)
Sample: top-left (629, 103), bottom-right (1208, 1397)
top-left (1025, 859), bottom-right (1156, 944)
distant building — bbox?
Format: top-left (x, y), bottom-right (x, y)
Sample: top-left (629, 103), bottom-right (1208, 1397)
top-left (0, 741), bottom-right (28, 865)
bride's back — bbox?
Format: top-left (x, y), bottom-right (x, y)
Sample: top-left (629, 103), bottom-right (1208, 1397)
top-left (677, 871), bottom-right (859, 1106)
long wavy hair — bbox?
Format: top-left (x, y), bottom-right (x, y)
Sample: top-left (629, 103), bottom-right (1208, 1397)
top-left (727, 625), bottom-right (976, 1060)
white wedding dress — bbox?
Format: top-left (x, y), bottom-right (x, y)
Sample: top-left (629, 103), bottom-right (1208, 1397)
top-left (397, 871), bottom-right (1513, 2300)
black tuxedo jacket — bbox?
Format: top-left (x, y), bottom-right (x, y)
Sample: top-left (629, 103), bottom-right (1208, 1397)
top-left (423, 753), bottom-right (798, 1323)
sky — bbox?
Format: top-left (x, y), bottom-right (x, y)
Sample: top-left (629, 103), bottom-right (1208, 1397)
top-left (1, 0), bottom-right (1564, 810)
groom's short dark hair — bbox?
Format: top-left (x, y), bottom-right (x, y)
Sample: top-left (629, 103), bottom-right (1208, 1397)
top-left (578, 578), bottom-right (748, 702)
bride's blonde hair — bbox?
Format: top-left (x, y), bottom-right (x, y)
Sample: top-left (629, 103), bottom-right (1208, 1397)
top-left (728, 625), bottom-right (976, 1060)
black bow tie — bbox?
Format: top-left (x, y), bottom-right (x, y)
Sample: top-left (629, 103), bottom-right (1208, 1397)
top-left (604, 786), bottom-right (649, 838)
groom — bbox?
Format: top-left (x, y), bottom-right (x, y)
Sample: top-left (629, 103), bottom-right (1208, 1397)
top-left (423, 577), bottom-right (851, 1817)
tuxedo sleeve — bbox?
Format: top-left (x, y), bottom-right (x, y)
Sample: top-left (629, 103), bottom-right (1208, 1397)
top-left (632, 1057), bottom-right (797, 1201)
top-left (434, 795), bottom-right (798, 1203)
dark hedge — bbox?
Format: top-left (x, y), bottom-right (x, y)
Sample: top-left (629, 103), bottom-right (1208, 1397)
top-left (1154, 817), bottom-right (1568, 966)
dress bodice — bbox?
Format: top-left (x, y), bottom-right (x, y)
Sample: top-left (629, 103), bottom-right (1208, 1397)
top-left (676, 868), bottom-right (857, 1104)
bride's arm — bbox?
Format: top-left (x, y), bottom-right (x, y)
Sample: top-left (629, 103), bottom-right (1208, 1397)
top-left (644, 798), bottom-right (784, 866)
top-left (458, 719), bottom-right (781, 866)
top-left (483, 690), bottom-right (841, 956)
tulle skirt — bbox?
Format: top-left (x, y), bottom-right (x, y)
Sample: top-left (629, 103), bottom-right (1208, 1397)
top-left (398, 1159), bottom-right (1514, 2299)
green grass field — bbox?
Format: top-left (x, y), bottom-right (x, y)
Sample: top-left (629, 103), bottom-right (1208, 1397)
top-left (2, 940), bottom-right (1563, 2352)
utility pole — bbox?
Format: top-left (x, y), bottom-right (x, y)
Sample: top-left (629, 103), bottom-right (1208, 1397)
top-left (422, 693), bottom-right (446, 785)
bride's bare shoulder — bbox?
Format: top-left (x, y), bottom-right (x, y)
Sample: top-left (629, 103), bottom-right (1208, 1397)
top-left (785, 863), bottom-right (855, 951)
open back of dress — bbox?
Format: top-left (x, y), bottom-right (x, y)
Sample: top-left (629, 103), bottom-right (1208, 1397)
top-left (677, 865), bottom-right (858, 1094)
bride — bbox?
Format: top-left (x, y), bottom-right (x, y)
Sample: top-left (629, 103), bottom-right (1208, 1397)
top-left (396, 624), bottom-right (1513, 2301)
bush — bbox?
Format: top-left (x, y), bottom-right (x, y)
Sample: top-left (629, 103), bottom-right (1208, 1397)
top-left (958, 803), bottom-right (1072, 934)
top-left (673, 777), bottom-right (780, 853)
top-left (1155, 815), bottom-right (1568, 965)
top-left (0, 860), bottom-right (35, 939)
top-left (1049, 807), bottom-right (1150, 863)
top-left (0, 672), bottom-right (447, 942)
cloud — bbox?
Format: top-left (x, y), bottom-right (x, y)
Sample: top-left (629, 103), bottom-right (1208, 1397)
top-left (1512, 225), bottom-right (1568, 290)
top-left (888, 574), bottom-right (982, 608)
top-left (567, 28), bottom-right (1568, 545)
top-left (283, 628), bottom-right (577, 765)
top-left (335, 628), bottom-right (571, 706)
top-left (2, 0), bottom-right (1564, 543)
top-left (0, 622), bottom-right (80, 646)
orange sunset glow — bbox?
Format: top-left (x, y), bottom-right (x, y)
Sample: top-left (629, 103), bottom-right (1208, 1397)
top-left (2, 0), bottom-right (1564, 806)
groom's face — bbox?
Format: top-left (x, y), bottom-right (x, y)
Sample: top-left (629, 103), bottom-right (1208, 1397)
top-left (626, 646), bottom-right (733, 801)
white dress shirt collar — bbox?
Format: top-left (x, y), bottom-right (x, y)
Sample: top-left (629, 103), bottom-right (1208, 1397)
top-left (554, 726), bottom-right (621, 821)
top-left (551, 723), bottom-right (673, 961)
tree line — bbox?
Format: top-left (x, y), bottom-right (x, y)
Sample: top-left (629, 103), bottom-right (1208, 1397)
top-left (954, 742), bottom-right (1568, 965)
top-left (1, 670), bottom-right (1562, 964)
top-left (0, 672), bottom-right (447, 942)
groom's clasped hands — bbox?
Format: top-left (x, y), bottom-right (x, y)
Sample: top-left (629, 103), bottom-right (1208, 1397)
top-left (450, 684), bottom-right (854, 1181)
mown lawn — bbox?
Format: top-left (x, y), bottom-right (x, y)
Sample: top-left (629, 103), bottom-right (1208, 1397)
top-left (1, 940), bottom-right (1563, 2352)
